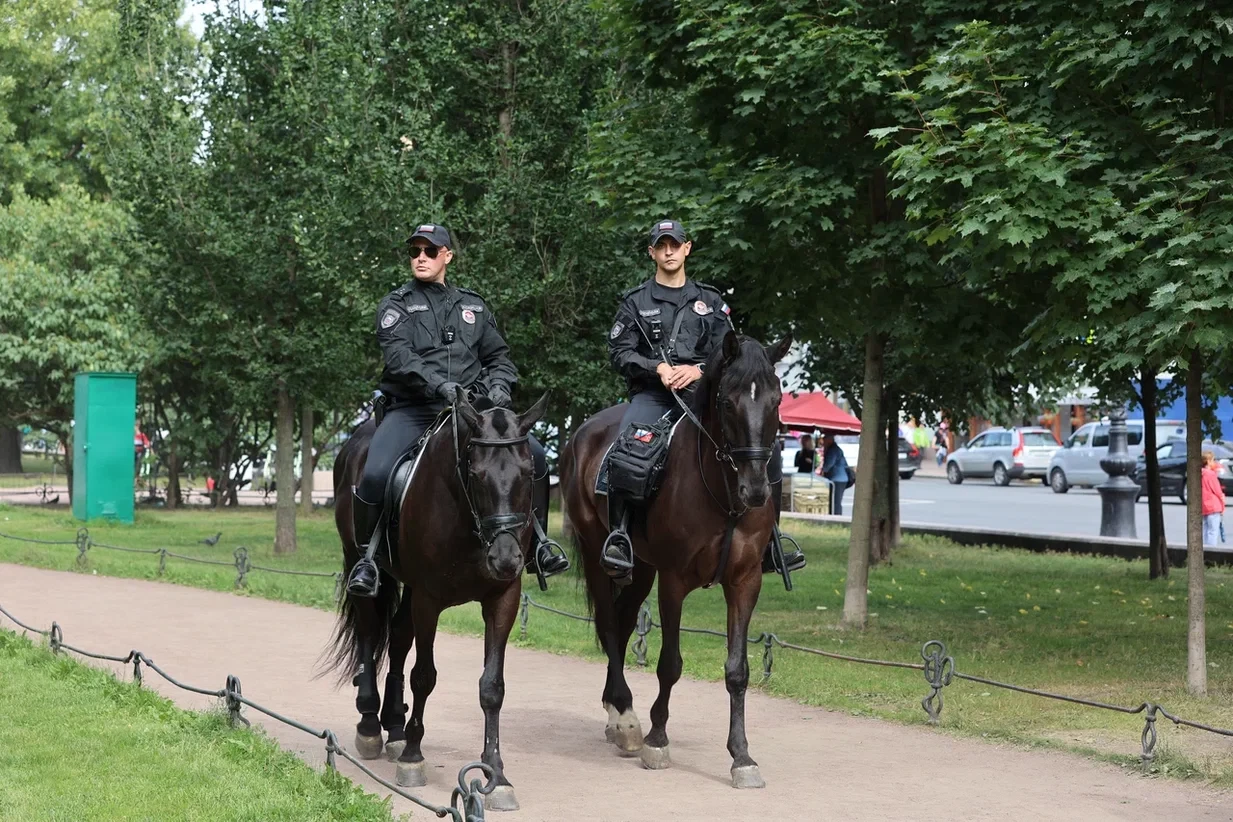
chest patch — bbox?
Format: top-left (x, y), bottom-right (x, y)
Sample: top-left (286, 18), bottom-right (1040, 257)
top-left (693, 300), bottom-right (712, 316)
top-left (405, 303), bottom-right (429, 313)
top-left (639, 308), bottom-right (661, 317)
top-left (460, 303), bottom-right (484, 312)
top-left (461, 309), bottom-right (477, 325)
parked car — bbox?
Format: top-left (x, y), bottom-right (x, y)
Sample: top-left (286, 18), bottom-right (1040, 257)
top-left (945, 426), bottom-right (1061, 486)
top-left (1132, 440), bottom-right (1233, 503)
top-left (898, 438), bottom-right (922, 480)
top-left (1048, 419), bottom-right (1186, 493)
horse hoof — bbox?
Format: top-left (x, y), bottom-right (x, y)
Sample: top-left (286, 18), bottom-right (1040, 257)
top-left (484, 785), bottom-right (520, 812)
top-left (604, 703), bottom-right (644, 754)
top-left (640, 745), bottom-right (671, 770)
top-left (354, 732), bottom-right (384, 761)
top-left (731, 765), bottom-right (765, 789)
top-left (395, 760), bottom-right (428, 788)
top-left (384, 739), bottom-right (406, 762)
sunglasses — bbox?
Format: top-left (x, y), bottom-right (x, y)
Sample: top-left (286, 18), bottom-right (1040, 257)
top-left (408, 245), bottom-right (441, 260)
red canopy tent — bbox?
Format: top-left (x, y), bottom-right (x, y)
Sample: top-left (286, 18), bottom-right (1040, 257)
top-left (778, 392), bottom-right (862, 434)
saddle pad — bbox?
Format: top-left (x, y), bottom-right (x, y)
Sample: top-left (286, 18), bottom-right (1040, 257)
top-left (595, 412), bottom-right (686, 496)
top-left (390, 412), bottom-right (451, 515)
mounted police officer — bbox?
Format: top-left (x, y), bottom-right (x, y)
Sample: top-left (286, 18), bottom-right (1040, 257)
top-left (346, 223), bottom-right (570, 597)
top-left (601, 218), bottom-right (805, 579)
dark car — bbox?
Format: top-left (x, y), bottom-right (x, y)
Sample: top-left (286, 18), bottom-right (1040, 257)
top-left (898, 438), bottom-right (922, 480)
top-left (1133, 440), bottom-right (1233, 504)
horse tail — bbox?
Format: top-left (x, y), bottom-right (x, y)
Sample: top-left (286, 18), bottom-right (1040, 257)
top-left (560, 428), bottom-right (604, 651)
top-left (320, 571), bottom-right (399, 686)
top-left (316, 418), bottom-right (398, 685)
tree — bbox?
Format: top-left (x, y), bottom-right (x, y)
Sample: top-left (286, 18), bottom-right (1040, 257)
top-left (886, 2), bottom-right (1233, 689)
top-left (589, 1), bottom-right (1061, 626)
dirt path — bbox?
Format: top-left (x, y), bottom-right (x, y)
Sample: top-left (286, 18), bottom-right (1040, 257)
top-left (1, 564), bottom-right (1227, 821)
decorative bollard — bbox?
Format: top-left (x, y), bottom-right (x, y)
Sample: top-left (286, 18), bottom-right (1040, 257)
top-left (632, 604), bottom-right (652, 667)
top-left (233, 547), bottom-right (250, 589)
top-left (519, 593), bottom-right (530, 641)
top-left (1096, 407), bottom-right (1138, 539)
top-left (1141, 704), bottom-right (1158, 766)
top-left (225, 674), bottom-right (249, 727)
top-left (75, 528), bottom-right (91, 566)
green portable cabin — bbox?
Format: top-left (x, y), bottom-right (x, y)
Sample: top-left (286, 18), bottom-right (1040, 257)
top-left (72, 372), bottom-right (137, 524)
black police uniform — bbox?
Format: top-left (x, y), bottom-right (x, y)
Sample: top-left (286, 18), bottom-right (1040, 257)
top-left (348, 224), bottom-right (567, 597)
top-left (599, 219), bottom-right (796, 579)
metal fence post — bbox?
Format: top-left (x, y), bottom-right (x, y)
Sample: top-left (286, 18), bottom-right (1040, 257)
top-left (158, 548), bottom-right (168, 576)
top-left (632, 604), bottom-right (652, 667)
top-left (920, 640), bottom-right (954, 725)
top-left (75, 528), bottom-right (91, 566)
top-left (1141, 703), bottom-right (1159, 767)
top-left (233, 547), bottom-right (250, 589)
top-left (225, 674), bottom-right (248, 727)
top-left (761, 633), bottom-right (776, 682)
top-left (49, 622), bottom-right (62, 654)
top-left (132, 653), bottom-right (143, 686)
top-left (519, 593), bottom-right (530, 641)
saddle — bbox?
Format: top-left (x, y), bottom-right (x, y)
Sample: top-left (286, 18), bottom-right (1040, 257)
top-left (371, 413), bottom-right (449, 574)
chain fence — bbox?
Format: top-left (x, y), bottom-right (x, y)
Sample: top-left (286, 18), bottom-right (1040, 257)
top-left (0, 600), bottom-right (497, 822)
top-left (4, 527), bottom-right (1233, 774)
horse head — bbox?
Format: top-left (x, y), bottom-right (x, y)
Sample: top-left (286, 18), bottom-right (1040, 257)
top-left (696, 331), bottom-right (792, 509)
top-left (453, 387), bottom-right (549, 582)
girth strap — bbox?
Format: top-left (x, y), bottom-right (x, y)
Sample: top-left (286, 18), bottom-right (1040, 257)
top-left (703, 514), bottom-right (738, 590)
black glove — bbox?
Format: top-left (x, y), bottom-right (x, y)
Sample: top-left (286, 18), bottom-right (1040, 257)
top-left (487, 384), bottom-right (511, 408)
top-left (436, 381), bottom-right (463, 403)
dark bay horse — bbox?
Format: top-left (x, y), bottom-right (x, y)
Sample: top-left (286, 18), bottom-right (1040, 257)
top-left (324, 388), bottom-right (547, 812)
top-left (561, 331), bottom-right (791, 789)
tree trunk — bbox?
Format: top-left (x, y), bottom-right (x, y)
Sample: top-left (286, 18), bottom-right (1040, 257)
top-left (1185, 349), bottom-right (1206, 696)
top-left (843, 332), bottom-right (885, 628)
top-left (274, 385), bottom-right (297, 556)
top-left (0, 426), bottom-right (23, 473)
top-left (300, 405), bottom-right (314, 517)
top-left (870, 387), bottom-right (892, 564)
top-left (886, 388), bottom-right (901, 549)
top-left (166, 437), bottom-right (180, 510)
top-left (1141, 363), bottom-right (1168, 579)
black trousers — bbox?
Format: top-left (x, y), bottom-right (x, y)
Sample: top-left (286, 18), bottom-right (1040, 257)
top-left (358, 403), bottom-right (549, 528)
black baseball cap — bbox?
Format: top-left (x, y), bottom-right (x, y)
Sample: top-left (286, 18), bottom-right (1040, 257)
top-left (406, 223), bottom-right (453, 249)
top-left (648, 219), bottom-right (687, 246)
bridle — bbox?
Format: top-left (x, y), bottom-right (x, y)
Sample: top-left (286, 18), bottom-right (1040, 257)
top-left (451, 407), bottom-right (533, 550)
top-left (669, 370), bottom-right (775, 518)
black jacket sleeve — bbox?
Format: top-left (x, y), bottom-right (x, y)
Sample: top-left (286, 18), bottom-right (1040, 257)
top-left (700, 289), bottom-right (736, 364)
top-left (608, 299), bottom-right (661, 383)
top-left (477, 308), bottom-right (518, 394)
top-left (375, 297), bottom-right (444, 399)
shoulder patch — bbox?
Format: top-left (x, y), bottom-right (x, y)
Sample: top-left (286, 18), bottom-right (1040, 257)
top-left (379, 308), bottom-right (403, 330)
top-left (609, 321), bottom-right (625, 339)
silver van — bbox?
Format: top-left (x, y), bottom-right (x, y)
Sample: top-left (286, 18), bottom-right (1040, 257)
top-left (1048, 419), bottom-right (1185, 493)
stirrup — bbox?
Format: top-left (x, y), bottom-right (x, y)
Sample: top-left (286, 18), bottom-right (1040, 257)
top-left (600, 527), bottom-right (634, 587)
top-left (529, 517), bottom-right (570, 591)
top-left (347, 557), bottom-right (380, 598)
top-left (767, 526), bottom-right (803, 592)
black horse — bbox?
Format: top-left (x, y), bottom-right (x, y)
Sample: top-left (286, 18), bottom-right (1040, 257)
top-left (324, 388), bottom-right (547, 812)
top-left (561, 332), bottom-right (790, 788)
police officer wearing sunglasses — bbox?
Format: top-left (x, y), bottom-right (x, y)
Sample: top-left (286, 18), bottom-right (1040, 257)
top-left (346, 223), bottom-right (570, 597)
top-left (601, 219), bottom-right (805, 578)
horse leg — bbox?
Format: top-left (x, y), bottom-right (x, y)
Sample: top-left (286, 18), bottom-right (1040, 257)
top-left (352, 632), bottom-right (384, 760)
top-left (380, 586), bottom-right (414, 761)
top-left (640, 574), bottom-right (683, 770)
top-left (603, 559), bottom-right (654, 754)
top-left (395, 599), bottom-right (440, 788)
top-left (724, 568), bottom-right (765, 789)
top-left (477, 583), bottom-right (521, 812)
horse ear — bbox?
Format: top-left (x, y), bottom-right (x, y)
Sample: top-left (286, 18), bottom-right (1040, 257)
top-left (764, 335), bottom-right (793, 364)
top-left (722, 330), bottom-right (741, 363)
top-left (517, 392), bottom-right (549, 436)
top-left (455, 386), bottom-right (482, 433)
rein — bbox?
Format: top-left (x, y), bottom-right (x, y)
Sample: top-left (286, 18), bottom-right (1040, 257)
top-left (451, 407), bottom-right (532, 549)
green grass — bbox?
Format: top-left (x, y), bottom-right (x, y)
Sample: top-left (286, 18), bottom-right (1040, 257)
top-left (0, 629), bottom-right (404, 821)
top-left (2, 504), bottom-right (1232, 787)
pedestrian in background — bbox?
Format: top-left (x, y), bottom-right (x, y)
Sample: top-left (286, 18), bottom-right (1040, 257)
top-left (820, 433), bottom-right (852, 515)
top-left (1201, 450), bottom-right (1225, 547)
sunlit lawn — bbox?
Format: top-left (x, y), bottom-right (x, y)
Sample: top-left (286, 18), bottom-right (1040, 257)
top-left (2, 503), bottom-right (1231, 786)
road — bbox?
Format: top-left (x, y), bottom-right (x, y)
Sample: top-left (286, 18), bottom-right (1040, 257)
top-left (898, 473), bottom-right (1206, 545)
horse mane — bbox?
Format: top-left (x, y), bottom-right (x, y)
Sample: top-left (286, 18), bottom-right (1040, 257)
top-left (689, 335), bottom-right (775, 417)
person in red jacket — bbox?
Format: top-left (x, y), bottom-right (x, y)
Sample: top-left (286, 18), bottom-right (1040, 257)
top-left (1201, 450), bottom-right (1226, 546)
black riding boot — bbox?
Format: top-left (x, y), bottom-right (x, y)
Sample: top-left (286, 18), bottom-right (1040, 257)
top-left (347, 489), bottom-right (383, 598)
top-left (762, 477), bottom-right (806, 574)
top-left (526, 472), bottom-right (570, 587)
top-left (601, 496), bottom-right (635, 584)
